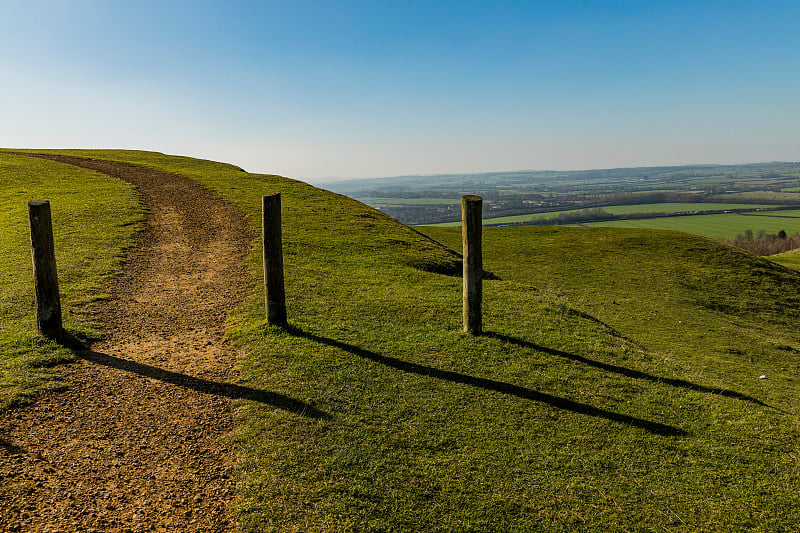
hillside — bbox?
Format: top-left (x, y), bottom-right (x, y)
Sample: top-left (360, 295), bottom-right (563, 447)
top-left (421, 225), bottom-right (800, 405)
top-left (1, 150), bottom-right (799, 531)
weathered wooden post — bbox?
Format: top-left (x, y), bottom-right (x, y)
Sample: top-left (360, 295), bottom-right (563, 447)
top-left (462, 195), bottom-right (482, 335)
top-left (262, 193), bottom-right (287, 326)
top-left (28, 200), bottom-right (63, 338)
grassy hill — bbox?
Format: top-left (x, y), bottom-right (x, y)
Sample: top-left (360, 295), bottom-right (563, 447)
top-left (2, 150), bottom-right (798, 531)
top-left (422, 224), bottom-right (800, 405)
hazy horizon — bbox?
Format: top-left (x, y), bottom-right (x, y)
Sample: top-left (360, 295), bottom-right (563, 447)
top-left (306, 158), bottom-right (800, 185)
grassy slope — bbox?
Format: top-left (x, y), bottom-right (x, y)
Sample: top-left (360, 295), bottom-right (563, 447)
top-left (5, 150), bottom-right (799, 531)
top-left (421, 225), bottom-right (800, 526)
top-left (0, 153), bottom-right (143, 408)
top-left (770, 247), bottom-right (800, 270)
top-left (421, 226), bottom-right (800, 401)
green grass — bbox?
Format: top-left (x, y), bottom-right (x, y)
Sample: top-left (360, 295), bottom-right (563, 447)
top-left (421, 225), bottom-right (800, 388)
top-left (426, 203), bottom-right (773, 227)
top-left (771, 248), bottom-right (800, 270)
top-left (0, 153), bottom-right (143, 408)
top-left (743, 208), bottom-right (800, 218)
top-left (421, 224), bottom-right (800, 528)
top-left (4, 149), bottom-right (799, 531)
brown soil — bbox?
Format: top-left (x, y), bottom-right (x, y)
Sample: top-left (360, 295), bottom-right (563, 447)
top-left (0, 155), bottom-right (254, 532)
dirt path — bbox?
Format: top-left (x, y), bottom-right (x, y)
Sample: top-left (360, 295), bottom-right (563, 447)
top-left (0, 155), bottom-right (253, 531)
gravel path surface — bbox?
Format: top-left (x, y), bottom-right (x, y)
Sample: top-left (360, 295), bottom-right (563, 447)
top-left (0, 155), bottom-right (253, 532)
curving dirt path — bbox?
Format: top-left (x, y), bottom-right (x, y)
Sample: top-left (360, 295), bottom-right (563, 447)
top-left (0, 155), bottom-right (254, 531)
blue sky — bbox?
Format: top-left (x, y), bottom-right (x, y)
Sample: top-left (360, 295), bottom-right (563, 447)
top-left (1, 1), bottom-right (798, 181)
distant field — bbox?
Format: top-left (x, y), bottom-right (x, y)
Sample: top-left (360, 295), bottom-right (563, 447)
top-left (600, 202), bottom-right (772, 214)
top-left (636, 189), bottom-right (684, 193)
top-left (586, 213), bottom-right (800, 238)
top-left (754, 209), bottom-right (800, 217)
top-left (715, 191), bottom-right (800, 201)
top-left (356, 197), bottom-right (461, 206)
top-left (424, 203), bottom-right (773, 227)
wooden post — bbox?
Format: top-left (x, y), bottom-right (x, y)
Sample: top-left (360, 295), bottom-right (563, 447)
top-left (462, 195), bottom-right (482, 335)
top-left (28, 200), bottom-right (63, 338)
top-left (262, 193), bottom-right (287, 326)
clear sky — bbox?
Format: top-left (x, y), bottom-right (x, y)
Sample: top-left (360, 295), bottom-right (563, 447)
top-left (2, 1), bottom-right (799, 182)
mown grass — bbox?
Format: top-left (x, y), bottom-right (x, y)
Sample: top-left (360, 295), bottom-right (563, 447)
top-left (0, 153), bottom-right (143, 408)
top-left (6, 150), bottom-right (799, 531)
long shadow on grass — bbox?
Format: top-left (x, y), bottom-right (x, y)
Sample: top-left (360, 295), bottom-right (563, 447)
top-left (486, 332), bottom-right (769, 408)
top-left (77, 349), bottom-right (329, 419)
top-left (288, 327), bottom-right (686, 437)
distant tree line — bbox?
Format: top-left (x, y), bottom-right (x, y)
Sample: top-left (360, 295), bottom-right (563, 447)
top-left (717, 230), bottom-right (800, 256)
top-left (488, 206), bottom-right (800, 228)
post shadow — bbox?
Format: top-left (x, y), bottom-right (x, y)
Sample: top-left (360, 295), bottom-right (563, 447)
top-left (485, 332), bottom-right (770, 408)
top-left (76, 348), bottom-right (329, 419)
top-left (285, 326), bottom-right (686, 437)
